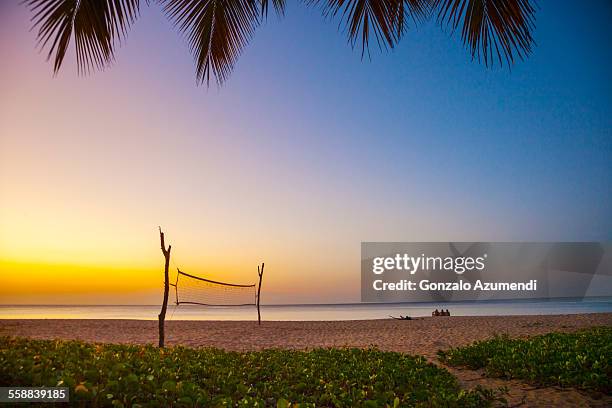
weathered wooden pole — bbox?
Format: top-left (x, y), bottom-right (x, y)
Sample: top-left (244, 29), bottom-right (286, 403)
top-left (158, 227), bottom-right (171, 348)
top-left (257, 263), bottom-right (264, 325)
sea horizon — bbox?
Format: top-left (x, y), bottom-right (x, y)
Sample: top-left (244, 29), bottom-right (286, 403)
top-left (2, 296), bottom-right (611, 321)
top-left (2, 295), bottom-right (612, 307)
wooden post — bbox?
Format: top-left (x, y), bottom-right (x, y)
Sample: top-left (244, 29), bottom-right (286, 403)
top-left (158, 227), bottom-right (171, 348)
top-left (257, 263), bottom-right (264, 325)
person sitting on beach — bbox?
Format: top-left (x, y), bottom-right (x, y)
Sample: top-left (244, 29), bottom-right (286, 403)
top-left (433, 309), bottom-right (440, 316)
top-left (445, 309), bottom-right (451, 316)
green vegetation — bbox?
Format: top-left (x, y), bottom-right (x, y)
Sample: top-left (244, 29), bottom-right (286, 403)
top-left (438, 327), bottom-right (612, 394)
top-left (0, 337), bottom-right (500, 407)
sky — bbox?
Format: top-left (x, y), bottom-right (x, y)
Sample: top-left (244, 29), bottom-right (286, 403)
top-left (0, 1), bottom-right (611, 304)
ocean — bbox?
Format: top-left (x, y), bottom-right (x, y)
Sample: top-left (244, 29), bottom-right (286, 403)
top-left (1, 297), bottom-right (611, 320)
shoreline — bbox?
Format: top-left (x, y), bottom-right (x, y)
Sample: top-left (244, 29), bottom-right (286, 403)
top-left (1, 309), bottom-right (611, 320)
top-left (2, 295), bottom-right (610, 306)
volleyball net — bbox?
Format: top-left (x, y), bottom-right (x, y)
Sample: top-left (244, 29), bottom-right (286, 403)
top-left (172, 269), bottom-right (257, 306)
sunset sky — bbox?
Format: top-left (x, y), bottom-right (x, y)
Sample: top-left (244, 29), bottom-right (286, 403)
top-left (0, 1), bottom-right (611, 304)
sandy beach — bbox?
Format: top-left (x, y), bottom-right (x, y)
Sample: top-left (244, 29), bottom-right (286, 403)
top-left (2, 313), bottom-right (611, 407)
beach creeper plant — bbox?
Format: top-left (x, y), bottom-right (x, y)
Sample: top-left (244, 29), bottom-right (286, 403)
top-left (438, 327), bottom-right (612, 395)
top-left (0, 336), bottom-right (504, 407)
top-left (23, 0), bottom-right (536, 85)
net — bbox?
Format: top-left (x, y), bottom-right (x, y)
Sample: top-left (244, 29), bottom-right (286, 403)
top-left (173, 270), bottom-right (257, 306)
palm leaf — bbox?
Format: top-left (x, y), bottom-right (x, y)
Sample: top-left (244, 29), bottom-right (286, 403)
top-left (261, 0), bottom-right (286, 17)
top-left (434, 0), bottom-right (536, 66)
top-left (25, 0), bottom-right (142, 74)
top-left (310, 0), bottom-right (431, 56)
top-left (161, 0), bottom-right (273, 85)
top-left (24, 0), bottom-right (537, 83)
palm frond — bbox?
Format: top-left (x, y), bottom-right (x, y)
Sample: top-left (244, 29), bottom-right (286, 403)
top-left (434, 0), bottom-right (536, 66)
top-left (161, 0), bottom-right (263, 85)
top-left (24, 0), bottom-right (537, 83)
top-left (261, 0), bottom-right (286, 17)
top-left (310, 0), bottom-right (431, 57)
top-left (25, 0), bottom-right (142, 74)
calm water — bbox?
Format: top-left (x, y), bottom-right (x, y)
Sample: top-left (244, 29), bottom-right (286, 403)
top-left (1, 297), bottom-right (611, 320)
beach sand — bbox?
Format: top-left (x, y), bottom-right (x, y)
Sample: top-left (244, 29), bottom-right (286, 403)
top-left (2, 313), bottom-right (611, 407)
